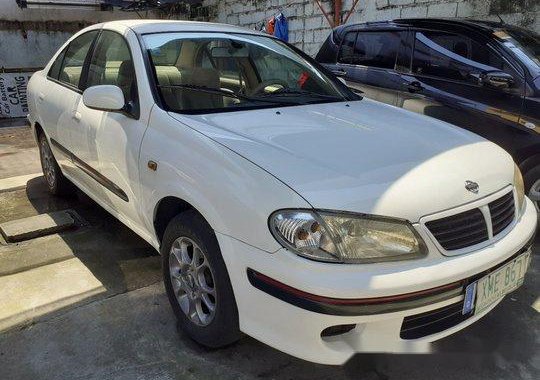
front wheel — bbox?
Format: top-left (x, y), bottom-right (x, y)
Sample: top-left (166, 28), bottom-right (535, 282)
top-left (38, 133), bottom-right (72, 196)
top-left (524, 166), bottom-right (540, 212)
top-left (162, 210), bottom-right (240, 348)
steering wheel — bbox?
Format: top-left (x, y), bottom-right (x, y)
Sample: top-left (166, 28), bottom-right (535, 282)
top-left (249, 79), bottom-right (289, 96)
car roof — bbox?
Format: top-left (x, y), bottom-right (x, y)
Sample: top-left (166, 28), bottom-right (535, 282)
top-left (331, 18), bottom-right (540, 79)
top-left (100, 19), bottom-right (267, 36)
top-left (335, 18), bottom-right (514, 35)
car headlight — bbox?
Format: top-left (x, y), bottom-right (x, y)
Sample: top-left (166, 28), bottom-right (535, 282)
top-left (269, 210), bottom-right (427, 263)
top-left (514, 163), bottom-right (525, 215)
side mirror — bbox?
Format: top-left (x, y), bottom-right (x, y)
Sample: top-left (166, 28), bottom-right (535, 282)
top-left (480, 71), bottom-right (514, 90)
top-left (83, 85), bottom-right (125, 112)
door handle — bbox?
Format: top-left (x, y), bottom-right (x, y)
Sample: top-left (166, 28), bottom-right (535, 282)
top-left (38, 92), bottom-right (45, 102)
top-left (407, 81), bottom-right (424, 93)
top-left (72, 111), bottom-right (81, 122)
top-left (332, 69), bottom-right (348, 77)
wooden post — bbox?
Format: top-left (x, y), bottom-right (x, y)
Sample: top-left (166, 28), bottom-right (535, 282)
top-left (334, 0), bottom-right (342, 27)
top-left (314, 0), bottom-right (361, 28)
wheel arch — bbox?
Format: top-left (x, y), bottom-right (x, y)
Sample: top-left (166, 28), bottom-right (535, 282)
top-left (33, 121), bottom-right (45, 141)
top-left (517, 149), bottom-right (540, 181)
top-left (153, 196), bottom-right (212, 247)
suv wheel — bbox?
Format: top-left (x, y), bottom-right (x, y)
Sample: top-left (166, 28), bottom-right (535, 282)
top-left (528, 179), bottom-right (540, 212)
top-left (162, 210), bottom-right (240, 348)
top-left (523, 166), bottom-right (540, 212)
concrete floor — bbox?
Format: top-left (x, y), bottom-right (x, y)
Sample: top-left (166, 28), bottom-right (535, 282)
top-left (0, 120), bottom-right (538, 379)
top-left (0, 122), bottom-right (42, 179)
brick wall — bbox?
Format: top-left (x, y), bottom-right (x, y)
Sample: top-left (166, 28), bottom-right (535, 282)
top-left (203, 0), bottom-right (540, 56)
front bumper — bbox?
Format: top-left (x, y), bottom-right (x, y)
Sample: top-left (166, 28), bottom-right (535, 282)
top-left (216, 198), bottom-right (537, 365)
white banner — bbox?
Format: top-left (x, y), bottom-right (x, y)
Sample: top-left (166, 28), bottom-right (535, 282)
top-left (0, 72), bottom-right (34, 118)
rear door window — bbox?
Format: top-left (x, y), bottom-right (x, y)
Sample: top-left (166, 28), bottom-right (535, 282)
top-left (56, 31), bottom-right (99, 89)
top-left (339, 31), bottom-right (403, 69)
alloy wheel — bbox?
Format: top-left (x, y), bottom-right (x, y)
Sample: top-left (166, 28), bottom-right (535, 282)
top-left (40, 138), bottom-right (56, 187)
top-left (168, 236), bottom-right (217, 326)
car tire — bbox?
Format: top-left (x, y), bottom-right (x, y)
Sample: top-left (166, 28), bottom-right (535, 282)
top-left (523, 165), bottom-right (540, 212)
top-left (162, 210), bottom-right (241, 348)
top-left (38, 133), bottom-right (73, 196)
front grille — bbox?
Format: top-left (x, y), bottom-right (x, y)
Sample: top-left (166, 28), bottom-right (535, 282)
top-left (425, 208), bottom-right (488, 251)
top-left (400, 301), bottom-right (470, 339)
top-left (489, 191), bottom-right (515, 236)
top-left (425, 190), bottom-right (516, 251)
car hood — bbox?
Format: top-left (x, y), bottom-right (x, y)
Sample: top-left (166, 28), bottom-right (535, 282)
top-left (171, 99), bottom-right (514, 222)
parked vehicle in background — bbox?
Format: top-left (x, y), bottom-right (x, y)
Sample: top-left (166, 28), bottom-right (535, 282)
top-left (316, 18), bottom-right (540, 212)
top-left (27, 20), bottom-right (537, 365)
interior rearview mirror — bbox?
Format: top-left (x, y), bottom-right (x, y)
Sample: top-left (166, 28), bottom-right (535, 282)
top-left (480, 71), bottom-right (514, 90)
top-left (83, 85), bottom-right (125, 112)
top-left (210, 46), bottom-right (249, 58)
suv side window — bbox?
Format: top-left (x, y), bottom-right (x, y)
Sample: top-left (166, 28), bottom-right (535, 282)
top-left (412, 31), bottom-right (513, 83)
top-left (56, 31), bottom-right (98, 89)
top-left (339, 31), bottom-right (403, 69)
top-left (339, 32), bottom-right (357, 64)
top-left (86, 30), bottom-right (138, 108)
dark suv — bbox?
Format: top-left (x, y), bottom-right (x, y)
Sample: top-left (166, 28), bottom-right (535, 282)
top-left (316, 18), bottom-right (540, 211)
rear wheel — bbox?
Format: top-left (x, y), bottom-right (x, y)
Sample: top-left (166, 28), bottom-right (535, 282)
top-left (38, 133), bottom-right (72, 196)
top-left (162, 210), bottom-right (240, 348)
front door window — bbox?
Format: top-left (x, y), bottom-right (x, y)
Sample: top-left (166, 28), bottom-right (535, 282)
top-left (412, 31), bottom-right (518, 86)
top-left (86, 30), bottom-right (138, 114)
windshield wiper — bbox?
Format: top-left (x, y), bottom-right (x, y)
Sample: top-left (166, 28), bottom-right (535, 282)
top-left (156, 84), bottom-right (298, 106)
top-left (259, 88), bottom-right (343, 100)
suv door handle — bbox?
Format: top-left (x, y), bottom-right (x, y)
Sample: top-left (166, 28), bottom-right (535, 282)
top-left (38, 92), bottom-right (45, 102)
top-left (407, 81), bottom-right (424, 93)
top-left (332, 69), bottom-right (347, 77)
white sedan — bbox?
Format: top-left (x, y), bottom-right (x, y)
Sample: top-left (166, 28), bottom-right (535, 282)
top-left (27, 20), bottom-right (537, 365)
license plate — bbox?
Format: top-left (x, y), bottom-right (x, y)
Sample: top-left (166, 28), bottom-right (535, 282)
top-left (463, 250), bottom-right (531, 315)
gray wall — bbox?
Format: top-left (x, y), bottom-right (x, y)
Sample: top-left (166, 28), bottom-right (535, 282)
top-left (0, 29), bottom-right (74, 69)
top-left (1, 0), bottom-right (539, 67)
top-left (0, 1), bottom-right (160, 69)
top-left (205, 0), bottom-right (540, 56)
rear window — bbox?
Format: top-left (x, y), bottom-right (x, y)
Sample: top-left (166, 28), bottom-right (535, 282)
top-left (338, 31), bottom-right (404, 70)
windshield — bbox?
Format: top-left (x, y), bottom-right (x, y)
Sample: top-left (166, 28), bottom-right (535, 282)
top-left (142, 32), bottom-right (356, 113)
top-left (494, 27), bottom-right (540, 70)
